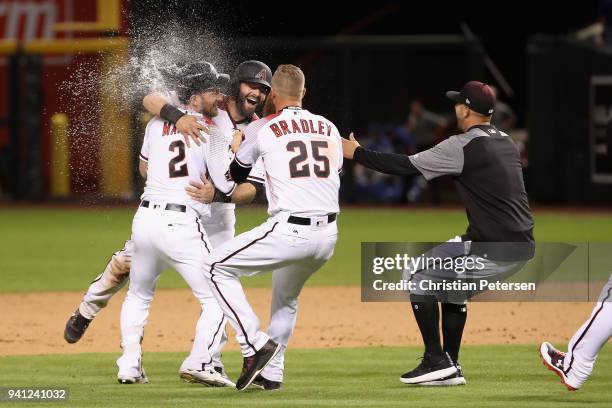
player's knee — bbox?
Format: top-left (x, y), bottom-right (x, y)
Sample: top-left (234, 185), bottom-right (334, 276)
top-left (110, 254), bottom-right (131, 282)
top-left (273, 294), bottom-right (298, 311)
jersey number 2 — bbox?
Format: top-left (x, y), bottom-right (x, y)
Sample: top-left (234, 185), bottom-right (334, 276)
top-left (169, 140), bottom-right (188, 178)
top-left (287, 140), bottom-right (330, 178)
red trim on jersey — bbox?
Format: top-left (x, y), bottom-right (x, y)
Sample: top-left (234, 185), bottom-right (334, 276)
top-left (264, 112), bottom-right (281, 121)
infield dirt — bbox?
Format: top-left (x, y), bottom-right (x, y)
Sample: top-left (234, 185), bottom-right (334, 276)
top-left (0, 286), bottom-right (595, 356)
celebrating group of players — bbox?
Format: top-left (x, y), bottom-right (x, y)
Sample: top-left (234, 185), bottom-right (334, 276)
top-left (62, 59), bottom-right (611, 393)
top-left (64, 59), bottom-right (342, 391)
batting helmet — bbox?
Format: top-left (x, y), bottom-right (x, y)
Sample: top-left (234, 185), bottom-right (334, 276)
top-left (229, 60), bottom-right (272, 97)
top-left (176, 61), bottom-right (230, 103)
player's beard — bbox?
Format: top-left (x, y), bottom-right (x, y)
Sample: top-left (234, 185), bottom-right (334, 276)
top-left (235, 90), bottom-right (264, 118)
top-left (202, 103), bottom-right (218, 118)
top-left (262, 94), bottom-right (276, 117)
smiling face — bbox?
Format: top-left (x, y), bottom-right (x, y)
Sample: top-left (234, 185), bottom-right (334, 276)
top-left (234, 81), bottom-right (269, 118)
top-left (189, 89), bottom-right (222, 118)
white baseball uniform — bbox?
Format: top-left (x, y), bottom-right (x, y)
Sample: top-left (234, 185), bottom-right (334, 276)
top-left (200, 107), bottom-right (266, 246)
top-left (203, 106), bottom-right (342, 382)
top-left (77, 106), bottom-right (264, 324)
top-left (200, 107), bottom-right (267, 367)
top-left (117, 109), bottom-right (234, 378)
top-left (76, 106), bottom-right (267, 373)
top-left (561, 273), bottom-right (612, 389)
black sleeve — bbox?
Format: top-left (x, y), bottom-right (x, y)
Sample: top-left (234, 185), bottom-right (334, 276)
top-left (229, 158), bottom-right (251, 183)
top-left (159, 103), bottom-right (185, 124)
top-left (212, 188), bottom-right (232, 203)
top-left (353, 147), bottom-right (420, 176)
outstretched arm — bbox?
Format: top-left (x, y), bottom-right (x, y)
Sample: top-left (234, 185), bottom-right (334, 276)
top-left (343, 132), bottom-right (463, 179)
top-left (342, 133), bottom-right (420, 176)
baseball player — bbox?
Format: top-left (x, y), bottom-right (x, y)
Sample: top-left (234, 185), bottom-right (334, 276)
top-left (201, 64), bottom-right (342, 391)
top-left (343, 81), bottom-right (535, 386)
top-left (144, 60), bottom-right (272, 207)
top-left (539, 276), bottom-right (612, 389)
top-left (539, 119), bottom-right (612, 392)
top-left (64, 61), bottom-right (272, 376)
top-left (117, 61), bottom-right (239, 385)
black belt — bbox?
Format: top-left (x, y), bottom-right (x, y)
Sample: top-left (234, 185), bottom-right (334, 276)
top-left (287, 213), bottom-right (337, 225)
top-left (140, 200), bottom-right (186, 213)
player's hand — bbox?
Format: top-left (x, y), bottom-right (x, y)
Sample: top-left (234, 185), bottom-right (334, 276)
top-left (176, 115), bottom-right (210, 147)
top-left (230, 129), bottom-right (244, 153)
top-left (342, 132), bottom-right (361, 159)
top-left (185, 177), bottom-right (215, 203)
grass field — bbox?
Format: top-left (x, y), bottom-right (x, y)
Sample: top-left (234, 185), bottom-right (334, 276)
top-left (0, 346), bottom-right (611, 408)
top-left (2, 207), bottom-right (612, 292)
top-left (1, 206), bottom-right (611, 407)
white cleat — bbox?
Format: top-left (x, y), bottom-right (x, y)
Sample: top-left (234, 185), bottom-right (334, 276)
top-left (117, 370), bottom-right (149, 384)
top-left (419, 364), bottom-right (466, 386)
top-left (179, 367), bottom-right (235, 387)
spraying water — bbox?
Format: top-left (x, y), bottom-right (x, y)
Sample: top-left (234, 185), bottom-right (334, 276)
top-left (58, 21), bottom-right (236, 201)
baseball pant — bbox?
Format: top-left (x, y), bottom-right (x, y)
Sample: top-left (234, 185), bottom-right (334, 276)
top-left (563, 273), bottom-right (612, 389)
top-left (78, 206), bottom-right (237, 371)
top-left (117, 204), bottom-right (224, 376)
top-left (78, 241), bottom-right (133, 320)
top-left (404, 238), bottom-right (527, 304)
top-left (200, 203), bottom-right (236, 369)
top-left (203, 212), bottom-right (338, 382)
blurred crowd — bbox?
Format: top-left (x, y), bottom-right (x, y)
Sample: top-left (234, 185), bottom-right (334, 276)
top-left (347, 88), bottom-right (527, 204)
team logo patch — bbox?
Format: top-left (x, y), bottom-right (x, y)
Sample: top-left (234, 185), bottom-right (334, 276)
top-left (255, 69), bottom-right (267, 80)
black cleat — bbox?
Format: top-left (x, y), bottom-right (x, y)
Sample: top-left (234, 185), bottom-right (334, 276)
top-left (236, 339), bottom-right (281, 391)
top-left (252, 374), bottom-right (282, 391)
top-left (539, 342), bottom-right (578, 391)
top-left (400, 352), bottom-right (458, 385)
top-left (64, 309), bottom-right (92, 344)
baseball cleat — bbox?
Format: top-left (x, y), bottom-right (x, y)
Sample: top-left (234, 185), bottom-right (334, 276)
top-left (539, 342), bottom-right (578, 391)
top-left (64, 309), bottom-right (92, 344)
top-left (180, 367), bottom-right (235, 387)
top-left (117, 370), bottom-right (149, 385)
top-left (400, 352), bottom-right (458, 385)
top-left (235, 339), bottom-right (281, 391)
top-left (418, 363), bottom-right (466, 386)
top-left (251, 374), bottom-right (282, 391)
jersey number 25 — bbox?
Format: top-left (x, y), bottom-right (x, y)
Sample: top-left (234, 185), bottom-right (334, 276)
top-left (287, 140), bottom-right (330, 178)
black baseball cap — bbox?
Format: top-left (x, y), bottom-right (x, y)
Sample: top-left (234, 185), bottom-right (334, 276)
top-left (446, 81), bottom-right (496, 116)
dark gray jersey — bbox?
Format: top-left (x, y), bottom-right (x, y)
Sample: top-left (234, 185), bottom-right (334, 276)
top-left (355, 124), bottom-right (534, 243)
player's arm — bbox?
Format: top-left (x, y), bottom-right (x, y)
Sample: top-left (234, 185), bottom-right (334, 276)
top-left (142, 92), bottom-right (208, 146)
top-left (229, 121), bottom-right (262, 183)
top-left (138, 160), bottom-right (148, 179)
top-left (186, 178), bottom-right (262, 205)
top-left (213, 181), bottom-right (260, 204)
top-left (343, 133), bottom-right (464, 179)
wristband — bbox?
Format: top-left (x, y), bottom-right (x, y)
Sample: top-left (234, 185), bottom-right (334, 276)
top-left (160, 103), bottom-right (185, 124)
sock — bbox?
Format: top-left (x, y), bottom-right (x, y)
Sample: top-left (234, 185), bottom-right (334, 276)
top-left (410, 294), bottom-right (443, 357)
top-left (442, 302), bottom-right (467, 363)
